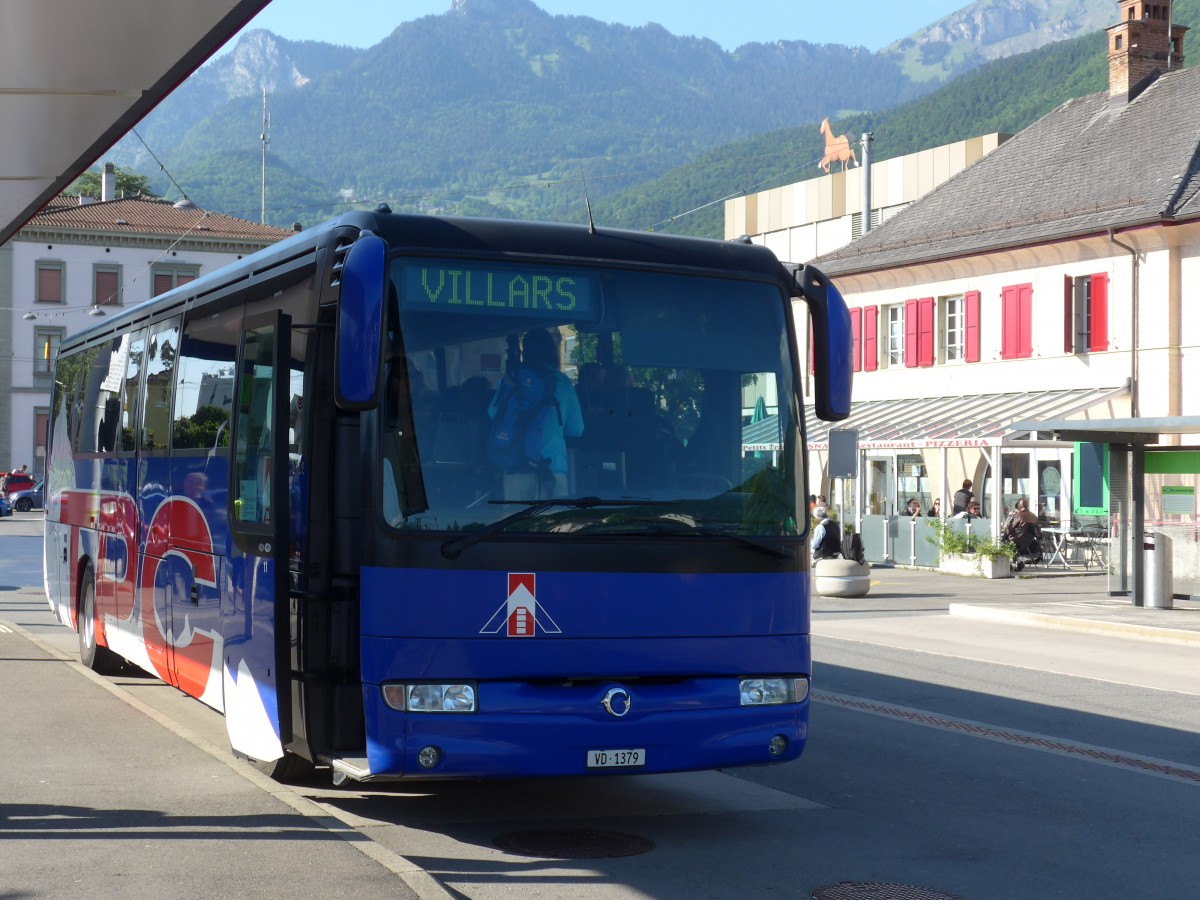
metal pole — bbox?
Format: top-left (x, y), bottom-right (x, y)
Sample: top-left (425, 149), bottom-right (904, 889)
top-left (1132, 443), bottom-right (1145, 606)
top-left (860, 133), bottom-right (874, 235)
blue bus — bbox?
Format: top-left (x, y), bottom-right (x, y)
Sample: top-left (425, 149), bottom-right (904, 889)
top-left (45, 209), bottom-right (852, 783)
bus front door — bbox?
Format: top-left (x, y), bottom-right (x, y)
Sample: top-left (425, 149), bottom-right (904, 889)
top-left (222, 311), bottom-right (293, 766)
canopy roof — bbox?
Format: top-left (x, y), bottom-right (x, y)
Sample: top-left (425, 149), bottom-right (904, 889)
top-left (0, 0), bottom-right (270, 245)
top-left (806, 385), bottom-right (1128, 450)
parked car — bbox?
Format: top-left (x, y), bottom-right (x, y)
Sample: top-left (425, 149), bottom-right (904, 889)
top-left (8, 480), bottom-right (43, 512)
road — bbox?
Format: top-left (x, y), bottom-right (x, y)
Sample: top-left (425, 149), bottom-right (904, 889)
top-left (3, 517), bottom-right (1199, 899)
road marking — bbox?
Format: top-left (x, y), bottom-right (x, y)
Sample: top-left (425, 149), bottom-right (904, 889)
top-left (816, 690), bottom-right (1200, 786)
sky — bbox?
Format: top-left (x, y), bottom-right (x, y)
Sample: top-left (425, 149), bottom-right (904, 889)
top-left (225, 0), bottom-right (969, 55)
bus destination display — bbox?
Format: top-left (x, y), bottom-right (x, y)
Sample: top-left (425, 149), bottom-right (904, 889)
top-left (401, 261), bottom-right (595, 320)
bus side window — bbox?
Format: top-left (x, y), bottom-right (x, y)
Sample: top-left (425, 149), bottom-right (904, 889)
top-left (142, 319), bottom-right (181, 451)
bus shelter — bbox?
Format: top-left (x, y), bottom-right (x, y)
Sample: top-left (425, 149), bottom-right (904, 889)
top-left (1008, 417), bottom-right (1200, 607)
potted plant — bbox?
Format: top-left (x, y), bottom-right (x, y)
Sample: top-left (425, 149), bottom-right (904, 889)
top-left (927, 519), bottom-right (1015, 579)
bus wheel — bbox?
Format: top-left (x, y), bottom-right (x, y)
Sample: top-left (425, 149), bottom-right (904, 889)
top-left (77, 564), bottom-right (124, 674)
top-left (248, 751), bottom-right (317, 783)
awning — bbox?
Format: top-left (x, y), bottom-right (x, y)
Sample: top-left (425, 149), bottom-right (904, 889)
top-left (806, 385), bottom-right (1128, 450)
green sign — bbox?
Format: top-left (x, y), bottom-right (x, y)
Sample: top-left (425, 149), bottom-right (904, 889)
top-left (401, 260), bottom-right (596, 320)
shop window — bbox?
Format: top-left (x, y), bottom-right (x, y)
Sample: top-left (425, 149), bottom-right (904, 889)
top-left (1063, 273), bottom-right (1108, 354)
top-left (1000, 283), bottom-right (1032, 360)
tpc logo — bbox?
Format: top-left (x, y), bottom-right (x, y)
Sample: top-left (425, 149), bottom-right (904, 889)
top-left (480, 573), bottom-right (562, 638)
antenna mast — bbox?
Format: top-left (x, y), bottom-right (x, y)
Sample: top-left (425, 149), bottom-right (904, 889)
top-left (260, 87), bottom-right (271, 225)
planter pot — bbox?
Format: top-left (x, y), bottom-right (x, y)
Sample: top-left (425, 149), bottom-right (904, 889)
top-left (939, 554), bottom-right (1011, 579)
top-left (814, 558), bottom-right (872, 597)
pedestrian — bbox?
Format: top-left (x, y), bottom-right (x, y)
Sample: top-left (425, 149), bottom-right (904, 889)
top-left (810, 506), bottom-right (842, 560)
top-left (953, 499), bottom-right (982, 521)
top-left (952, 479), bottom-right (974, 515)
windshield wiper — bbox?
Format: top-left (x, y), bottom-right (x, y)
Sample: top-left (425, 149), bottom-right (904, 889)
top-left (617, 516), bottom-right (795, 560)
top-left (440, 497), bottom-right (672, 559)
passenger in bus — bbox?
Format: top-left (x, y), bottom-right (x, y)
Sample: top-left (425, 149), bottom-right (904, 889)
top-left (489, 328), bottom-right (583, 499)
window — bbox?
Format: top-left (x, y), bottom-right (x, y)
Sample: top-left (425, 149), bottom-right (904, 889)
top-left (94, 265), bottom-right (122, 307)
top-left (173, 311), bottom-right (239, 452)
top-left (1000, 283), bottom-right (1033, 360)
top-left (142, 319), bottom-right (181, 450)
top-left (884, 304), bottom-right (904, 367)
top-left (941, 295), bottom-right (964, 363)
top-left (36, 261), bottom-right (64, 304)
top-left (1064, 274), bottom-right (1108, 354)
top-left (119, 330), bottom-right (146, 453)
top-left (34, 328), bottom-right (63, 376)
top-left (152, 265), bottom-right (199, 297)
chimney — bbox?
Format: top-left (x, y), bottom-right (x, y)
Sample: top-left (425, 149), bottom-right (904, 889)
top-left (102, 162), bottom-right (117, 202)
top-left (1107, 1), bottom-right (1188, 103)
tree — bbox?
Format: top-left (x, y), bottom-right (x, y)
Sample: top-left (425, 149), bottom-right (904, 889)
top-left (67, 166), bottom-right (158, 200)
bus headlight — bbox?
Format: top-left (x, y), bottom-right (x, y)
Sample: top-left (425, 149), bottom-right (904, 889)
top-left (739, 676), bottom-right (808, 706)
top-left (382, 683), bottom-right (477, 712)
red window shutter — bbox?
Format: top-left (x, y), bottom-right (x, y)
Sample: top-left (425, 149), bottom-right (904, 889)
top-left (95, 269), bottom-right (119, 306)
top-left (904, 299), bottom-right (917, 368)
top-left (153, 273), bottom-right (174, 296)
top-left (1001, 286), bottom-right (1016, 360)
top-left (918, 297), bottom-right (935, 367)
top-left (1018, 283), bottom-right (1033, 359)
top-left (964, 291), bottom-right (980, 362)
top-left (177, 273), bottom-right (195, 286)
top-left (1090, 273), bottom-right (1108, 351)
top-left (849, 307), bottom-right (862, 373)
top-left (1064, 275), bottom-right (1074, 354)
top-left (37, 266), bottom-right (62, 303)
top-left (863, 305), bottom-right (878, 372)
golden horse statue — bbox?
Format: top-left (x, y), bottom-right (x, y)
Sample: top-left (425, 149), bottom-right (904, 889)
top-left (819, 118), bottom-right (858, 173)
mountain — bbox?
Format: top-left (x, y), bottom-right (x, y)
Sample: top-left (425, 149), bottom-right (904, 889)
top-left (880, 0), bottom-right (1121, 82)
top-left (594, 0), bottom-right (1200, 239)
top-left (99, 0), bottom-right (1190, 229)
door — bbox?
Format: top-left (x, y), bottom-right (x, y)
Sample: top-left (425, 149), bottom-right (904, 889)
top-left (222, 311), bottom-right (292, 763)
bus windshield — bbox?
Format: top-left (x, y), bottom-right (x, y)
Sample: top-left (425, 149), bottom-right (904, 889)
top-left (381, 257), bottom-right (802, 538)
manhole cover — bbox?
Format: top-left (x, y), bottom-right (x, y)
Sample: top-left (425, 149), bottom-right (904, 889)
top-left (813, 883), bottom-right (962, 900)
top-left (493, 828), bottom-right (654, 859)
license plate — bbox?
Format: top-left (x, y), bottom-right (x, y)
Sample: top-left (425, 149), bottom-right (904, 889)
top-left (587, 748), bottom-right (646, 769)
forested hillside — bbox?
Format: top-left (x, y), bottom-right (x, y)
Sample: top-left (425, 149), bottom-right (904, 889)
top-left (595, 0), bottom-right (1199, 239)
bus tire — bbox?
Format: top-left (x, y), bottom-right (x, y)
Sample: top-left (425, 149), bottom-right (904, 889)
top-left (248, 751), bottom-right (317, 783)
top-left (77, 563), bottom-right (124, 674)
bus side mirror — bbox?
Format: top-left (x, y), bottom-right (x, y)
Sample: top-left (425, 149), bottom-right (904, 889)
top-left (335, 231), bottom-right (387, 410)
top-left (793, 264), bottom-right (852, 421)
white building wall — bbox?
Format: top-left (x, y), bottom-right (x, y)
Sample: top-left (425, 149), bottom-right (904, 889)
top-left (5, 235), bottom-right (262, 474)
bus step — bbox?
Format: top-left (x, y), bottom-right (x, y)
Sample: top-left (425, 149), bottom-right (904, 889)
top-left (322, 754), bottom-right (371, 782)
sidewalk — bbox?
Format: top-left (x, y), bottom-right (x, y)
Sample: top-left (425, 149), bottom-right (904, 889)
top-left (845, 563), bottom-right (1200, 647)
